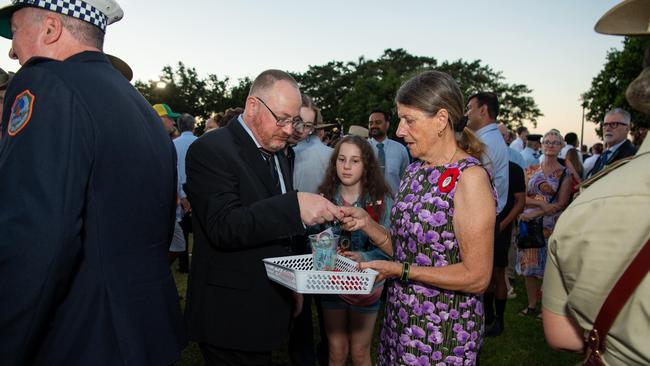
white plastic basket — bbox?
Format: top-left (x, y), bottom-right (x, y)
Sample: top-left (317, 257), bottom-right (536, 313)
top-left (263, 254), bottom-right (380, 294)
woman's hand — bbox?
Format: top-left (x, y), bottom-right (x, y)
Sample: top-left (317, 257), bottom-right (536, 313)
top-left (536, 201), bottom-right (555, 214)
top-left (339, 206), bottom-right (371, 232)
top-left (519, 208), bottom-right (544, 222)
top-left (340, 251), bottom-right (363, 263)
top-left (359, 260), bottom-right (401, 281)
top-left (519, 212), bottom-right (532, 222)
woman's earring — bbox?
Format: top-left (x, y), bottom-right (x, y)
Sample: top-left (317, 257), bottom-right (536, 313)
top-left (437, 129), bottom-right (444, 137)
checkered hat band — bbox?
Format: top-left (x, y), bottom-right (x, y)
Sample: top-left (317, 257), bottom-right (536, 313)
top-left (14, 0), bottom-right (108, 32)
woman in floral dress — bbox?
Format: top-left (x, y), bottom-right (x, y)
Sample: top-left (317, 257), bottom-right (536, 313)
top-left (516, 129), bottom-right (572, 317)
top-left (340, 71), bottom-right (496, 366)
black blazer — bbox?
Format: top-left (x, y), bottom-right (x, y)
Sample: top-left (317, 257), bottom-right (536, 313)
top-left (0, 52), bottom-right (185, 365)
top-left (185, 118), bottom-right (305, 352)
top-left (588, 139), bottom-right (637, 177)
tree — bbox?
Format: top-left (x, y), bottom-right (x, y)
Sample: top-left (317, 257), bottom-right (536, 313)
top-left (295, 49), bottom-right (541, 135)
top-left (134, 62), bottom-right (248, 134)
top-left (136, 50), bottom-right (542, 136)
top-left (582, 37), bottom-right (650, 135)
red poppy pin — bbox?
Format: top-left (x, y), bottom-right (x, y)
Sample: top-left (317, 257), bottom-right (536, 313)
top-left (438, 168), bottom-right (460, 193)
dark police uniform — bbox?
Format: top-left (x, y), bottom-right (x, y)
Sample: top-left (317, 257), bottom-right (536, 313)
top-left (0, 51), bottom-right (186, 365)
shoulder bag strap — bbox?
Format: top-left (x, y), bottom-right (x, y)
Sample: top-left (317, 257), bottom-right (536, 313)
top-left (586, 236), bottom-right (650, 360)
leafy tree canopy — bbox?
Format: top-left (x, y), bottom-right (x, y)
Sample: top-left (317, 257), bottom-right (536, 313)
top-left (582, 37), bottom-right (650, 136)
top-left (135, 49), bottom-right (542, 136)
top-left (296, 49), bottom-right (542, 135)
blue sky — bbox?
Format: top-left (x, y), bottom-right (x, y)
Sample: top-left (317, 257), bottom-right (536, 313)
top-left (0, 0), bottom-right (625, 145)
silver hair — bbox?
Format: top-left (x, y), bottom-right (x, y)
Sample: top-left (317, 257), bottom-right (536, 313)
top-left (605, 108), bottom-right (631, 125)
top-left (177, 113), bottom-right (196, 132)
top-left (28, 8), bottom-right (105, 50)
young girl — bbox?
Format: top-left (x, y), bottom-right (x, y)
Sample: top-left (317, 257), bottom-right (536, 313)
top-left (317, 135), bottom-right (393, 366)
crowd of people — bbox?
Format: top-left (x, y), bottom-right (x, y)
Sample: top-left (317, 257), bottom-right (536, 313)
top-left (117, 71), bottom-right (649, 366)
top-left (0, 0), bottom-right (648, 366)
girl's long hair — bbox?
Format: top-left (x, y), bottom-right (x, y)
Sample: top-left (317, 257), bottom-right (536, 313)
top-left (318, 135), bottom-right (391, 204)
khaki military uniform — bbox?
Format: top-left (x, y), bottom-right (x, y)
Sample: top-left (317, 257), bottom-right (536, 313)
top-left (543, 138), bottom-right (650, 365)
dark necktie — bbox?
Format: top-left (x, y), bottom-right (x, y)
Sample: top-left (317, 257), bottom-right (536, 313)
top-left (377, 142), bottom-right (386, 174)
top-left (286, 146), bottom-right (295, 179)
top-left (592, 150), bottom-right (612, 175)
top-left (259, 148), bottom-right (280, 191)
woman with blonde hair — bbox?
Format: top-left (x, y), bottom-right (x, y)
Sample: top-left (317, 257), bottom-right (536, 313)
top-left (516, 129), bottom-right (573, 317)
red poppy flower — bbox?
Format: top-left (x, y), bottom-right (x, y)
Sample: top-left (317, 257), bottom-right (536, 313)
top-left (438, 167), bottom-right (460, 193)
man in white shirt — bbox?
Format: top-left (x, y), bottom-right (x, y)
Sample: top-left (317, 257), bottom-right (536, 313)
top-left (582, 142), bottom-right (603, 179)
top-left (521, 134), bottom-right (542, 168)
top-left (498, 123), bottom-right (526, 169)
top-left (173, 113), bottom-right (198, 271)
top-left (559, 132), bottom-right (582, 160)
top-left (509, 126), bottom-right (528, 152)
top-left (466, 92), bottom-right (509, 215)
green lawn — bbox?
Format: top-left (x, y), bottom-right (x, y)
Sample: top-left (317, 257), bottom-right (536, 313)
top-left (171, 238), bottom-right (582, 365)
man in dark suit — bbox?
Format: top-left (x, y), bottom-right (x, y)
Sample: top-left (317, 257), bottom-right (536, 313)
top-left (185, 69), bottom-right (342, 366)
top-left (587, 108), bottom-right (637, 177)
top-left (0, 1), bottom-right (186, 365)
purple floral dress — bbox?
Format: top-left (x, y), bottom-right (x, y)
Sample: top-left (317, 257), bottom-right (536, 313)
top-left (377, 157), bottom-right (488, 366)
top-left (515, 166), bottom-right (569, 278)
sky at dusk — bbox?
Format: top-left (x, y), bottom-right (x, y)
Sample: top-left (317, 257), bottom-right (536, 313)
top-left (0, 0), bottom-right (627, 146)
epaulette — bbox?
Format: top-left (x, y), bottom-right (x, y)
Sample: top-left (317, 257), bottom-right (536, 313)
top-left (578, 150), bottom-right (649, 193)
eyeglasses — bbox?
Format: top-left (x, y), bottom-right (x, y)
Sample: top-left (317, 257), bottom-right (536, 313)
top-left (543, 140), bottom-right (563, 146)
top-left (602, 121), bottom-right (628, 130)
top-left (255, 97), bottom-right (306, 132)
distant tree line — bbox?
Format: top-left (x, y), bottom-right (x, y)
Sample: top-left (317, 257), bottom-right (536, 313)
top-left (135, 48), bottom-right (543, 135)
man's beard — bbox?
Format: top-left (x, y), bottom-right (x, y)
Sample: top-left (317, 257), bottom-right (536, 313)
top-left (370, 128), bottom-right (385, 139)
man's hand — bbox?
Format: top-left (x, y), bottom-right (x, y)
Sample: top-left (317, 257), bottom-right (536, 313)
top-left (297, 192), bottom-right (343, 226)
top-left (180, 197), bottom-right (191, 214)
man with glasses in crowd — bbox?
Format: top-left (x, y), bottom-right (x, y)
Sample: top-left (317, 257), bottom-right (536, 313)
top-left (292, 95), bottom-right (333, 195)
top-left (367, 109), bottom-right (409, 195)
top-left (184, 69), bottom-right (342, 366)
top-left (586, 107), bottom-right (637, 177)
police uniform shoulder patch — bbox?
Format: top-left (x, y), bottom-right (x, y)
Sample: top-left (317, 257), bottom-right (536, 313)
top-left (8, 90), bottom-right (35, 137)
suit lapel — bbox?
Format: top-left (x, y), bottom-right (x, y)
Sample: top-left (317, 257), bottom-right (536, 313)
top-left (227, 119), bottom-right (280, 196)
top-left (605, 140), bottom-right (633, 168)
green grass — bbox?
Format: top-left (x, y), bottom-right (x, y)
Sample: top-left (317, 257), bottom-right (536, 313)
top-left (172, 237), bottom-right (582, 365)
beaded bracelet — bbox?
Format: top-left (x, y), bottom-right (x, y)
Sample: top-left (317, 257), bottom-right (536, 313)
top-left (400, 262), bottom-right (410, 282)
